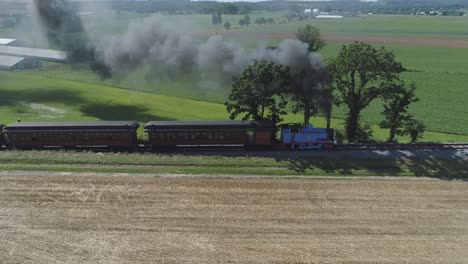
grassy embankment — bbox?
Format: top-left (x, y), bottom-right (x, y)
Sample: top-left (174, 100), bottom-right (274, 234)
top-left (0, 150), bottom-right (466, 178)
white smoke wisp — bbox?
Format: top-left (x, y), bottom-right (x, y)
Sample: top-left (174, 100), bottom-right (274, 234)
top-left (102, 16), bottom-right (197, 73)
top-left (197, 35), bottom-right (250, 74)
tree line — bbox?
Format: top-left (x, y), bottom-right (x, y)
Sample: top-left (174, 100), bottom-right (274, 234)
top-left (213, 15), bottom-right (277, 29)
top-left (109, 0), bottom-right (467, 17)
top-left (1, 1), bottom-right (466, 18)
top-left (225, 25), bottom-right (426, 143)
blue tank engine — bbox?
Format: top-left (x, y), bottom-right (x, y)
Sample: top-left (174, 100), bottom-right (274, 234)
top-left (281, 124), bottom-right (336, 150)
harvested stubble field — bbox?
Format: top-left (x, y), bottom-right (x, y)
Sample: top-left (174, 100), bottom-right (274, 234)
top-left (0, 173), bottom-right (467, 263)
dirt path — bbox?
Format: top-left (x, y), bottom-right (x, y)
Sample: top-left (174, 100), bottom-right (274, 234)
top-left (223, 31), bottom-right (468, 48)
top-left (0, 173), bottom-right (467, 263)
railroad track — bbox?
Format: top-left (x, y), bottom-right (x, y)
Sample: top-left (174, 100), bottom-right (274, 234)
top-left (158, 143), bottom-right (468, 153)
top-left (335, 143), bottom-right (468, 150)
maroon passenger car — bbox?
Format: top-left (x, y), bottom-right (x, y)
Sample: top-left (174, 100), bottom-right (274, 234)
top-left (144, 120), bottom-right (274, 148)
top-left (0, 123), bottom-right (4, 147)
top-left (3, 121), bottom-right (139, 149)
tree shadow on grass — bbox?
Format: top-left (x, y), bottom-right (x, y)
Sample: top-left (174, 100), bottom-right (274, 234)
top-left (407, 157), bottom-right (468, 181)
top-left (0, 88), bottom-right (172, 122)
top-left (155, 148), bottom-right (468, 181)
top-left (275, 153), bottom-right (468, 181)
top-left (276, 157), bottom-right (404, 176)
top-left (80, 103), bottom-right (173, 122)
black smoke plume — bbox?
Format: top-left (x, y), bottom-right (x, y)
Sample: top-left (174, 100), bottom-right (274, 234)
top-left (100, 16), bottom-right (334, 118)
top-left (32, 0), bottom-right (111, 78)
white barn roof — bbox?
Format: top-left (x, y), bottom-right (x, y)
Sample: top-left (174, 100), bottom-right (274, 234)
top-left (0, 45), bottom-right (68, 62)
top-left (0, 38), bottom-right (16, 45)
top-left (0, 54), bottom-right (25, 69)
top-left (316, 15), bottom-right (344, 19)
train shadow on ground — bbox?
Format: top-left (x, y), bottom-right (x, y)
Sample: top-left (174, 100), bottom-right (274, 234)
top-left (278, 149), bottom-right (468, 181)
top-left (162, 148), bottom-right (468, 181)
top-left (276, 156), bottom-right (468, 181)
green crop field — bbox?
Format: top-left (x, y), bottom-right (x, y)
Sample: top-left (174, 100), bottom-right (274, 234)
top-left (219, 14), bottom-right (468, 39)
top-left (1, 13), bottom-right (467, 142)
top-left (0, 72), bottom-right (228, 124)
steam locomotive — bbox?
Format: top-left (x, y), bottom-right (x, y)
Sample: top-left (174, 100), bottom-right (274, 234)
top-left (0, 120), bottom-right (336, 150)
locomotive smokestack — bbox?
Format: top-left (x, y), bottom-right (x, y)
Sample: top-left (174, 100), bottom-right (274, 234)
top-left (326, 112), bottom-right (331, 129)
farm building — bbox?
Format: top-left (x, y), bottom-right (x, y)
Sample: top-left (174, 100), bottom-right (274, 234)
top-left (0, 45), bottom-right (68, 63)
top-left (0, 54), bottom-right (42, 71)
top-left (0, 38), bottom-right (17, 46)
top-left (304, 9), bottom-right (319, 15)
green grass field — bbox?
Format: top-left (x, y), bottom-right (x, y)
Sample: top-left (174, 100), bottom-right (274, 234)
top-left (0, 71), bottom-right (466, 142)
top-left (1, 13), bottom-right (467, 142)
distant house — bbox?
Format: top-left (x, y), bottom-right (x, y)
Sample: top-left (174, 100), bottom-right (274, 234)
top-left (305, 9), bottom-right (320, 16)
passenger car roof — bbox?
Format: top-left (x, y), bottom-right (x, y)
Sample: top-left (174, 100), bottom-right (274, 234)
top-left (145, 120), bottom-right (274, 130)
top-left (4, 121), bottom-right (140, 130)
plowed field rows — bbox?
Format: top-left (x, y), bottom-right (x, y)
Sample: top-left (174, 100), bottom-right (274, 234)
top-left (0, 173), bottom-right (467, 263)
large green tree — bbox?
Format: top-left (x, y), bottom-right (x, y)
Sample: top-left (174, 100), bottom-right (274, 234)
top-left (225, 62), bottom-right (290, 125)
top-left (296, 25), bottom-right (325, 52)
top-left (244, 14), bottom-right (251, 26)
top-left (328, 42), bottom-right (404, 142)
top-left (405, 119), bottom-right (426, 143)
top-left (289, 69), bottom-right (332, 127)
top-left (211, 14), bottom-right (218, 26)
top-left (216, 9), bottom-right (223, 25)
top-left (380, 82), bottom-right (419, 142)
top-left (293, 25), bottom-right (332, 127)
